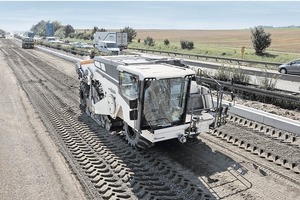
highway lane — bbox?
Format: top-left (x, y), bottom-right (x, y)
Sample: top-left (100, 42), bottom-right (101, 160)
top-left (185, 60), bottom-right (300, 93)
top-left (0, 37), bottom-right (87, 200)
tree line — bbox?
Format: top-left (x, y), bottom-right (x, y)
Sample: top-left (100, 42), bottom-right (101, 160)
top-left (30, 20), bottom-right (137, 43)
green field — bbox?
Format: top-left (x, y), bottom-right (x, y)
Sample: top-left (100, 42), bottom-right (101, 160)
top-left (129, 28), bottom-right (300, 64)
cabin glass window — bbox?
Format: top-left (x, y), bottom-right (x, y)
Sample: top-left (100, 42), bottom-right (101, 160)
top-left (142, 77), bottom-right (189, 128)
top-left (119, 72), bottom-right (139, 100)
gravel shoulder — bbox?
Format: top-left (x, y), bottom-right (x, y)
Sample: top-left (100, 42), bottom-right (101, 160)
top-left (0, 43), bottom-right (87, 200)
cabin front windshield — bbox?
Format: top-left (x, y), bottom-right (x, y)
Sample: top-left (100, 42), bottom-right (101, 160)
top-left (106, 43), bottom-right (118, 48)
top-left (143, 77), bottom-right (189, 128)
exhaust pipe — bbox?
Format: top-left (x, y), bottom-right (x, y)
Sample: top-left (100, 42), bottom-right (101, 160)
top-left (178, 134), bottom-right (187, 143)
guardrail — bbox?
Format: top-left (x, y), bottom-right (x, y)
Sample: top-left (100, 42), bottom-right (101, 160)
top-left (41, 43), bottom-right (89, 56)
top-left (37, 46), bottom-right (83, 63)
top-left (128, 47), bottom-right (282, 68)
top-left (197, 76), bottom-right (300, 104)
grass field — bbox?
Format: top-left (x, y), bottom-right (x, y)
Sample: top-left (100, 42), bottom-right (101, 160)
top-left (130, 28), bottom-right (300, 64)
top-left (134, 28), bottom-right (300, 53)
top-left (75, 28), bottom-right (300, 64)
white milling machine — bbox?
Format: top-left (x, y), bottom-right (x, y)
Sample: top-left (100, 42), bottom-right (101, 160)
top-left (75, 55), bottom-right (228, 148)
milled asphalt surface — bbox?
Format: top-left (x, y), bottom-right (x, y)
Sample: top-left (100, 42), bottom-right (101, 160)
top-left (0, 45), bottom-right (87, 200)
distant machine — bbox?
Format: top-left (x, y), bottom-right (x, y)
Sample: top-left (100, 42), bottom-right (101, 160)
top-left (93, 32), bottom-right (128, 55)
top-left (0, 30), bottom-right (6, 38)
top-left (22, 37), bottom-right (34, 49)
top-left (28, 31), bottom-right (35, 38)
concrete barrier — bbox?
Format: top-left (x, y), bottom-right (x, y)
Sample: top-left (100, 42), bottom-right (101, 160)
top-left (37, 46), bottom-right (83, 63)
top-left (225, 101), bottom-right (300, 135)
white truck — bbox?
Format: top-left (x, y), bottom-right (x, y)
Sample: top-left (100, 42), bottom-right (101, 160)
top-left (96, 41), bottom-right (120, 55)
top-left (75, 55), bottom-right (228, 148)
top-left (93, 32), bottom-right (128, 51)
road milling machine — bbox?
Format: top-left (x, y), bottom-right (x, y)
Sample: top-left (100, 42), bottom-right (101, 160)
top-left (75, 55), bottom-right (228, 148)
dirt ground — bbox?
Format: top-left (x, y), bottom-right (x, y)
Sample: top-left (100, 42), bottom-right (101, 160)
top-left (0, 41), bottom-right (86, 200)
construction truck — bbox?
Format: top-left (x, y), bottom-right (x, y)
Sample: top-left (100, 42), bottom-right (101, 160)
top-left (93, 32), bottom-right (128, 50)
top-left (75, 55), bottom-right (228, 148)
top-left (22, 37), bottom-right (34, 49)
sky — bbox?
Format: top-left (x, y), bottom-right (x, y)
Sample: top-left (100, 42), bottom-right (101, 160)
top-left (0, 1), bottom-right (299, 33)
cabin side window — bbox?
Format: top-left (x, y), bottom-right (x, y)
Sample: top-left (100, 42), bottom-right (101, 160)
top-left (119, 72), bottom-right (139, 100)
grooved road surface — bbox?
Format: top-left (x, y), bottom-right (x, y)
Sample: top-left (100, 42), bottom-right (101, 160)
top-left (1, 38), bottom-right (299, 200)
top-left (0, 40), bottom-right (87, 199)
